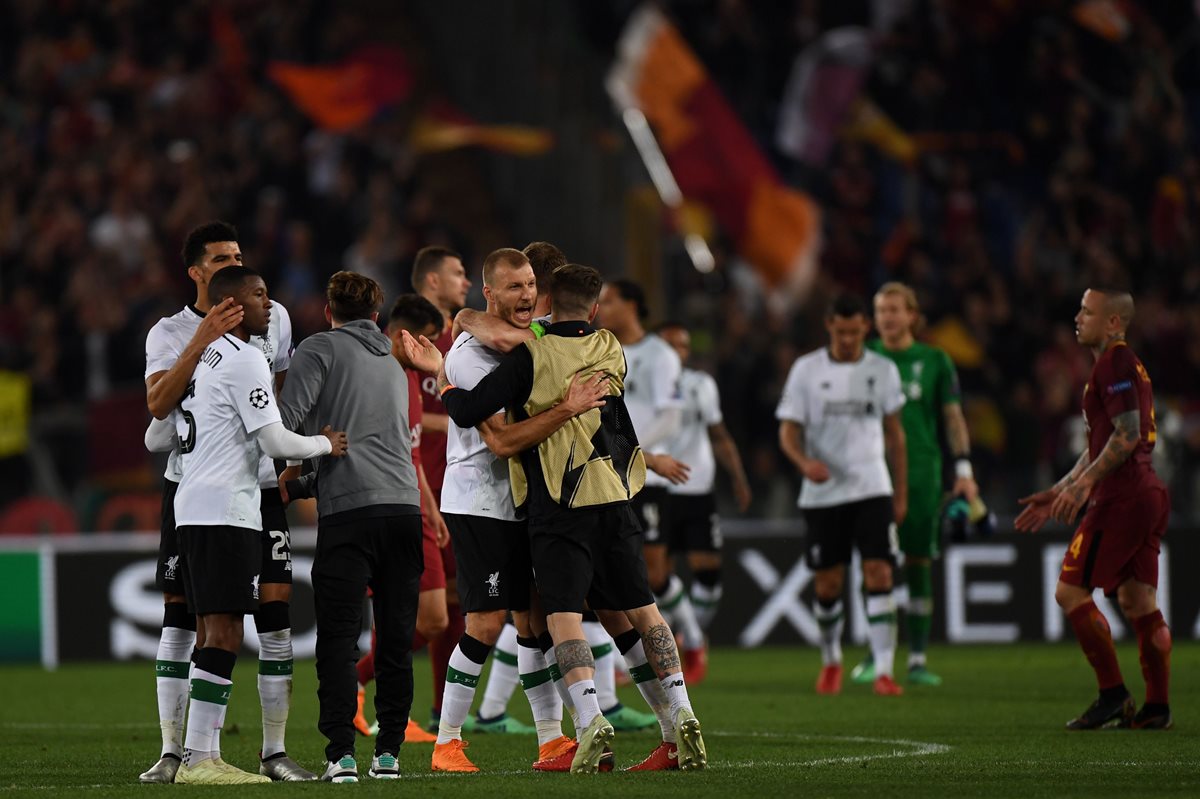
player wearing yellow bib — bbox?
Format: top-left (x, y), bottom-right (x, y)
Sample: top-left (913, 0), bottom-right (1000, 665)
top-left (854, 282), bottom-right (978, 687)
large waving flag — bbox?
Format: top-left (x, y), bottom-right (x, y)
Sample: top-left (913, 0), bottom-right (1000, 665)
top-left (268, 45), bottom-right (413, 132)
top-left (607, 6), bottom-right (819, 292)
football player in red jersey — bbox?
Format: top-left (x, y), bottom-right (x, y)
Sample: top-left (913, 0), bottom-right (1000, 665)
top-left (412, 246), bottom-right (472, 730)
top-left (1016, 287), bottom-right (1171, 731)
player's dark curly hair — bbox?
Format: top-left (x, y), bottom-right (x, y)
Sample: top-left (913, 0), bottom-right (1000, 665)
top-left (827, 292), bottom-right (868, 319)
top-left (608, 278), bottom-right (648, 320)
top-left (327, 271), bottom-right (384, 322)
top-left (387, 293), bottom-right (444, 335)
top-left (207, 265), bottom-right (260, 306)
top-left (182, 220), bottom-right (239, 268)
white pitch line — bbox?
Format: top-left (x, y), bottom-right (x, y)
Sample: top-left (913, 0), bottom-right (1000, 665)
top-left (1, 730), bottom-right (953, 789)
top-left (1, 722), bottom-right (155, 730)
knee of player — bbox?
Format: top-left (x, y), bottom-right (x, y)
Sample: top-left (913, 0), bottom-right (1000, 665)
top-left (1116, 584), bottom-right (1157, 619)
top-left (466, 610), bottom-right (508, 644)
top-left (812, 569), bottom-right (845, 600)
top-left (1053, 580), bottom-right (1088, 612)
top-left (259, 583), bottom-right (292, 604)
top-left (861, 559), bottom-right (893, 591)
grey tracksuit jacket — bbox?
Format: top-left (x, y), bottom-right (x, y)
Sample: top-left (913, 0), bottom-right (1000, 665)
top-left (278, 318), bottom-right (420, 520)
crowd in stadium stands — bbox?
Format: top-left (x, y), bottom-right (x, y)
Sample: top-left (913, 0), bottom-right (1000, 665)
top-left (1, 0), bottom-right (1199, 528)
top-left (682, 2), bottom-right (1200, 519)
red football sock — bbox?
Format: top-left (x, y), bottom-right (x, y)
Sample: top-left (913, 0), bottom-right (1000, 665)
top-left (356, 628), bottom-right (377, 686)
top-left (1133, 610), bottom-right (1171, 705)
top-left (1067, 601), bottom-right (1123, 691)
top-left (430, 604), bottom-right (464, 713)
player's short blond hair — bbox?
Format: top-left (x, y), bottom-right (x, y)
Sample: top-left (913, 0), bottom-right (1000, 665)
top-left (874, 281), bottom-right (924, 334)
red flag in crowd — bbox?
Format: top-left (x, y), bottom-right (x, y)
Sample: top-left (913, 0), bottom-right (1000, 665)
top-left (608, 6), bottom-right (819, 290)
top-left (267, 45), bottom-right (413, 132)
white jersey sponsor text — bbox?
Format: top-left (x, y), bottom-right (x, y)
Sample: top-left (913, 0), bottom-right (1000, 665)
top-left (776, 348), bottom-right (904, 508)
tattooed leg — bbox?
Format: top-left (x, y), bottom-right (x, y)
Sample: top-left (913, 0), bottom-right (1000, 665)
top-left (643, 623), bottom-right (681, 677)
top-left (555, 638), bottom-right (595, 682)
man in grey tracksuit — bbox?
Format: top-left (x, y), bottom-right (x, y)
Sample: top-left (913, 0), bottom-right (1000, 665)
top-left (279, 271), bottom-right (421, 782)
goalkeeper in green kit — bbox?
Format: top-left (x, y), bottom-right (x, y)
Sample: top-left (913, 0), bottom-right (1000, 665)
top-left (851, 282), bottom-right (979, 687)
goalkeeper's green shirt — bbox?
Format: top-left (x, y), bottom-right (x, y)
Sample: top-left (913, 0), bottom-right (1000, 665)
top-left (866, 339), bottom-right (960, 484)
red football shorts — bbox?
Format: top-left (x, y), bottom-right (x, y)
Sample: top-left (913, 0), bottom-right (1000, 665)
top-left (1060, 484), bottom-right (1169, 595)
top-left (419, 516), bottom-right (457, 592)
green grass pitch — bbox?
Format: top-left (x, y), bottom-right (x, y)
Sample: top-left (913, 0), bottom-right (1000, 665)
top-left (2, 643), bottom-right (1198, 797)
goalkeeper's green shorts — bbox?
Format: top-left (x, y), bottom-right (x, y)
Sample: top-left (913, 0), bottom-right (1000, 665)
top-left (899, 477), bottom-right (942, 559)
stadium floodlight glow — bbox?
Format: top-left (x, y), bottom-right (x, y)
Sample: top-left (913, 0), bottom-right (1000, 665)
top-left (620, 108), bottom-right (715, 274)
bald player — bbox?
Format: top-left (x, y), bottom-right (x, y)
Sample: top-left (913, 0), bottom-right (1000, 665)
top-left (1016, 287), bottom-right (1172, 731)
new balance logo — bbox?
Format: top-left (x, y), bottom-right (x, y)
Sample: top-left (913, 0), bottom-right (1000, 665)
top-left (667, 749), bottom-right (678, 760)
top-left (486, 571), bottom-right (500, 597)
top-left (583, 688), bottom-right (596, 696)
top-left (670, 680), bottom-right (683, 688)
top-left (251, 574), bottom-right (260, 600)
top-left (163, 555), bottom-right (179, 580)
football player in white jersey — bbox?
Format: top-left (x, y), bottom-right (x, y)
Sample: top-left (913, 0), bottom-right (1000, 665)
top-left (451, 244), bottom-right (671, 768)
top-left (657, 322), bottom-right (753, 680)
top-left (597, 281), bottom-right (709, 680)
top-left (776, 293), bottom-right (908, 697)
top-left (431, 248), bottom-right (616, 774)
top-left (140, 221), bottom-right (311, 784)
top-left (162, 265), bottom-right (347, 784)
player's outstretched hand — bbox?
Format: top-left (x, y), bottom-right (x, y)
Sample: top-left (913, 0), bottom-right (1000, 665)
top-left (1049, 480), bottom-right (1090, 525)
top-left (322, 425), bottom-right (349, 457)
top-left (192, 297), bottom-right (243, 347)
top-left (401, 330), bottom-right (443, 374)
top-left (1014, 487), bottom-right (1057, 533)
top-left (647, 452), bottom-right (690, 485)
top-left (561, 371), bottom-right (609, 416)
top-left (801, 459), bottom-right (831, 483)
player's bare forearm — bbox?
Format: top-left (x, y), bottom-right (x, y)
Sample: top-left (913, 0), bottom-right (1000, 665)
top-left (417, 461), bottom-right (437, 518)
top-left (456, 309), bottom-right (536, 353)
top-left (884, 413), bottom-right (908, 505)
top-left (1052, 449), bottom-right (1092, 492)
top-left (479, 409), bottom-right (570, 459)
top-left (710, 423), bottom-right (751, 490)
top-left (943, 403), bottom-right (972, 458)
top-left (146, 351), bottom-right (204, 419)
top-left (778, 420), bottom-right (809, 472)
top-left (423, 412), bottom-right (449, 434)
top-left (1076, 410), bottom-right (1140, 487)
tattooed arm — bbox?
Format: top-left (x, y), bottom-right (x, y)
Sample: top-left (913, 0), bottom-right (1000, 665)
top-left (943, 402), bottom-right (979, 503)
top-left (1049, 410), bottom-right (1140, 524)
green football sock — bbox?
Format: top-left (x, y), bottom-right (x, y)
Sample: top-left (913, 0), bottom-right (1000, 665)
top-left (906, 562), bottom-right (933, 658)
